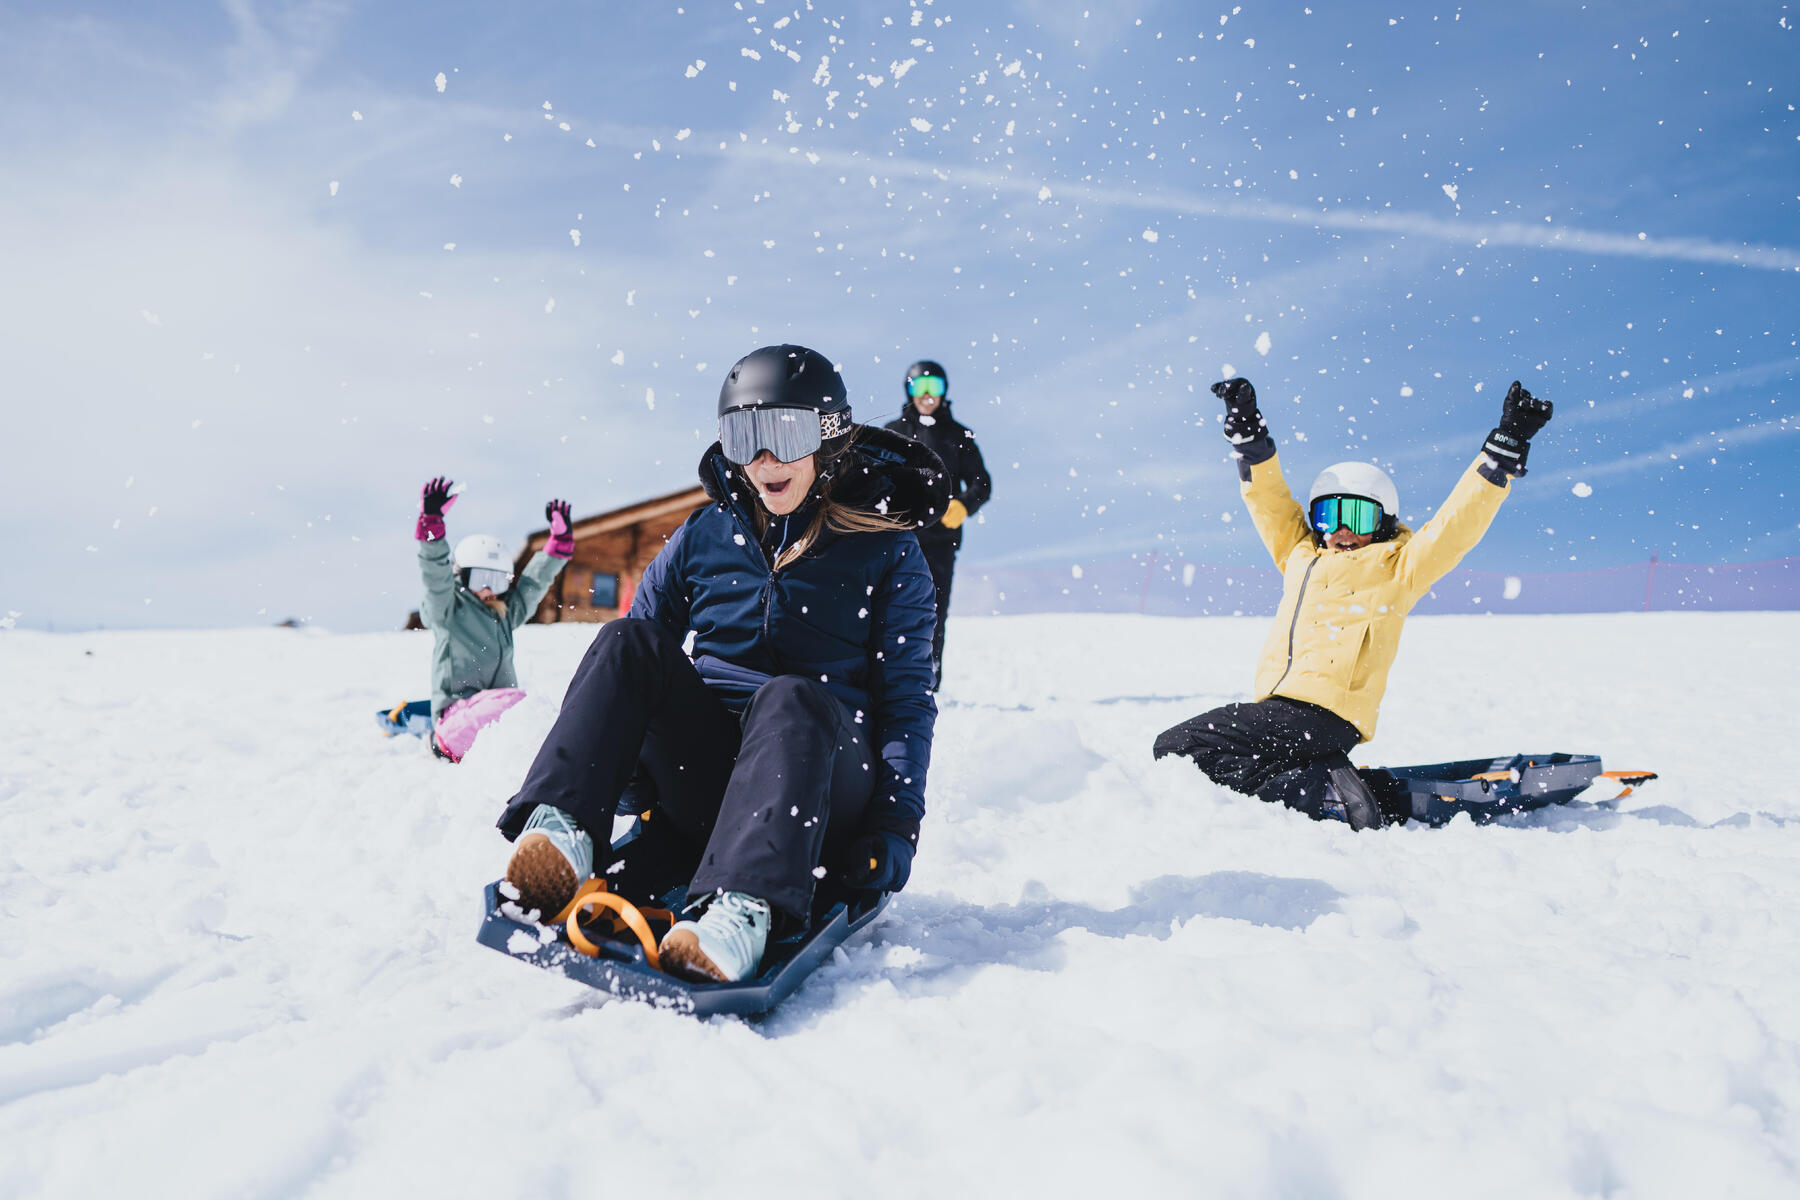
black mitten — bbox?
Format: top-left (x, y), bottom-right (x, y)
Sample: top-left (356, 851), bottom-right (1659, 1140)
top-left (1212, 377), bottom-right (1265, 443)
top-left (837, 830), bottom-right (915, 894)
top-left (1212, 377), bottom-right (1274, 473)
top-left (1481, 381), bottom-right (1553, 477)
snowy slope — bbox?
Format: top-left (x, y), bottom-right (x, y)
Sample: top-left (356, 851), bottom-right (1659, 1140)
top-left (3, 613), bottom-right (1798, 1199)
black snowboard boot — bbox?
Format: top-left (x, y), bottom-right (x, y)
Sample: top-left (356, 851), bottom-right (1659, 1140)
top-left (1256, 761), bottom-right (1385, 831)
top-left (1324, 764), bottom-right (1386, 831)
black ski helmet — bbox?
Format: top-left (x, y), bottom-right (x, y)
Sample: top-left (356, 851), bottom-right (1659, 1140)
top-left (718, 344), bottom-right (849, 419)
top-left (904, 359), bottom-right (948, 399)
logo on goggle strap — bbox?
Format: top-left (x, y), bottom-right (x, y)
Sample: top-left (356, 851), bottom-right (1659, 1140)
top-left (820, 411), bottom-right (850, 439)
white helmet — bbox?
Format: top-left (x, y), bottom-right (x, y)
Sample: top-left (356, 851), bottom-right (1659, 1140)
top-left (1308, 462), bottom-right (1399, 532)
top-left (453, 534), bottom-right (512, 573)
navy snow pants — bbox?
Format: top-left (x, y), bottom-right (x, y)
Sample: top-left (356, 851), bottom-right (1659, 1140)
top-left (1152, 696), bottom-right (1363, 819)
top-left (497, 618), bottom-right (874, 923)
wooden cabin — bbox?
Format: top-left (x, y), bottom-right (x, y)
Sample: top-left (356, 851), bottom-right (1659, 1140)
top-left (513, 485), bottom-right (708, 624)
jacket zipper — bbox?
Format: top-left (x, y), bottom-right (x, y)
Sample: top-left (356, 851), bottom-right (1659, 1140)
top-left (1268, 554), bottom-right (1319, 695)
top-left (719, 474), bottom-right (790, 665)
top-left (761, 514), bottom-right (790, 642)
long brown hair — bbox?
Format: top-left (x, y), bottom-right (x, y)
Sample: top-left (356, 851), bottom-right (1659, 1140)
top-left (745, 428), bottom-right (910, 571)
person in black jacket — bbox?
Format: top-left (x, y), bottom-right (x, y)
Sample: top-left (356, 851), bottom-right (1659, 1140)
top-left (496, 345), bottom-right (948, 984)
top-left (884, 359), bottom-right (993, 689)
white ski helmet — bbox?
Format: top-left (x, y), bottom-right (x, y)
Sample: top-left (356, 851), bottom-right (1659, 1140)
top-left (453, 533), bottom-right (512, 573)
top-left (1308, 461), bottom-right (1399, 527)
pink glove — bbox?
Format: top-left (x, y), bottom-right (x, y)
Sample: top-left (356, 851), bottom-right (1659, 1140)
top-left (416, 476), bottom-right (457, 542)
top-left (545, 498), bottom-right (575, 559)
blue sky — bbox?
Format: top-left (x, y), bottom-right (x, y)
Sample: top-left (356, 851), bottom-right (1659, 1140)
top-left (2, 0), bottom-right (1795, 631)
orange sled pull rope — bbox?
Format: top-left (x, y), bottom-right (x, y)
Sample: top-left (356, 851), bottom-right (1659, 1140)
top-left (548, 878), bottom-right (663, 970)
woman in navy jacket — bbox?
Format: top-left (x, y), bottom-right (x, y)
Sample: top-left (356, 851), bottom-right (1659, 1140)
top-left (496, 345), bottom-right (948, 983)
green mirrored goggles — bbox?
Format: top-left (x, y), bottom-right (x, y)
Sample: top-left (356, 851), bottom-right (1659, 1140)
top-left (1310, 495), bottom-right (1384, 538)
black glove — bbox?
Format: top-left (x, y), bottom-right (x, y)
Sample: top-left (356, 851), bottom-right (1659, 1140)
top-left (1481, 382), bottom-right (1553, 476)
top-left (839, 830), bottom-right (915, 894)
top-left (421, 476), bottom-right (455, 517)
top-left (1211, 377), bottom-right (1265, 444)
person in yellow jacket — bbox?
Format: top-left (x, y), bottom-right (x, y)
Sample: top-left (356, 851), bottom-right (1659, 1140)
top-left (1152, 375), bottom-right (1554, 829)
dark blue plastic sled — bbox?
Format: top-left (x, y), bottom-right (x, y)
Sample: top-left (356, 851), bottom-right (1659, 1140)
top-left (376, 699), bottom-right (434, 739)
top-left (476, 881), bottom-right (890, 1017)
top-left (1359, 752), bottom-right (1653, 826)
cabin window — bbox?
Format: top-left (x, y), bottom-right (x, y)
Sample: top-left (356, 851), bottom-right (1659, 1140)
top-left (589, 572), bottom-right (620, 608)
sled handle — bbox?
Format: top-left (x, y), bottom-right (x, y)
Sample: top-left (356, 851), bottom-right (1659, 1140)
top-left (567, 891), bottom-right (662, 970)
top-left (1599, 769), bottom-right (1659, 799)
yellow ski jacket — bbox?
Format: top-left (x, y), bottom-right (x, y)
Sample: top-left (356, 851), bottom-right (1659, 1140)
top-left (1241, 452), bottom-right (1510, 741)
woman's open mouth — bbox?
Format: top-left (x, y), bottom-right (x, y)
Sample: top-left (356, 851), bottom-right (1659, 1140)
top-left (763, 478), bottom-right (791, 496)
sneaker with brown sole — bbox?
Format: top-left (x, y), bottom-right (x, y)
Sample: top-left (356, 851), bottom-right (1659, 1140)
top-left (658, 892), bottom-right (771, 983)
top-left (502, 805), bottom-right (594, 920)
top-left (504, 834), bottom-right (578, 919)
top-left (659, 927), bottom-right (729, 982)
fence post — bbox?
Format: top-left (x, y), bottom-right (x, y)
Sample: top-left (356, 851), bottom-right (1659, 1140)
top-left (1643, 551), bottom-right (1657, 612)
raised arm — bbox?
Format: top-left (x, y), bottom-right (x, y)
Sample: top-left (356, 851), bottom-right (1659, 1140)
top-left (1213, 378), bottom-right (1311, 566)
top-left (506, 498), bottom-right (575, 628)
top-left (1398, 382), bottom-right (1555, 594)
top-left (415, 476), bottom-right (458, 627)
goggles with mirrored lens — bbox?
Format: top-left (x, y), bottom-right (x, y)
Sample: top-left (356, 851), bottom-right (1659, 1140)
top-left (719, 406), bottom-right (829, 465)
top-left (906, 375), bottom-right (946, 399)
top-left (466, 566), bottom-right (512, 594)
top-left (1309, 495), bottom-right (1385, 538)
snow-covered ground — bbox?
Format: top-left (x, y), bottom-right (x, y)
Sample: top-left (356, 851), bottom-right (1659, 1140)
top-left (4, 612), bottom-right (1798, 1198)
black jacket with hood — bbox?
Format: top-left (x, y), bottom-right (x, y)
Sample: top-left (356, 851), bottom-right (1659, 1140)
top-left (884, 398), bottom-right (992, 548)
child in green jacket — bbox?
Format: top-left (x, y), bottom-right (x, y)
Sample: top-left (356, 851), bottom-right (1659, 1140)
top-left (414, 476), bottom-right (571, 762)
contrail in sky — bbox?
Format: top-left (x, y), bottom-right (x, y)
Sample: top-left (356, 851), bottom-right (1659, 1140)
top-left (690, 134), bottom-right (1800, 273)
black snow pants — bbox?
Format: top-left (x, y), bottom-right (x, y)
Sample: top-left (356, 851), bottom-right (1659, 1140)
top-left (1152, 696), bottom-right (1375, 824)
top-left (496, 618), bottom-right (875, 923)
top-left (918, 534), bottom-right (957, 689)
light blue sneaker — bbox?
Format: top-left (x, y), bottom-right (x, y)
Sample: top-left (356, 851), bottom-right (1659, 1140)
top-left (503, 805), bottom-right (594, 919)
top-left (660, 891), bottom-right (772, 983)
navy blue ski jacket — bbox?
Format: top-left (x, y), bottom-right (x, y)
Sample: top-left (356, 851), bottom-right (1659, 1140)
top-left (629, 426), bottom-right (949, 853)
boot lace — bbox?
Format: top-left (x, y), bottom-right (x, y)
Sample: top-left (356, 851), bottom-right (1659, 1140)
top-left (694, 891), bottom-right (771, 965)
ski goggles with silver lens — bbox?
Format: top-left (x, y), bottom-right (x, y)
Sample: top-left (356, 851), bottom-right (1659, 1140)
top-left (906, 375), bottom-right (947, 400)
top-left (466, 566), bottom-right (512, 594)
top-left (719, 406), bottom-right (838, 465)
top-left (1310, 495), bottom-right (1385, 538)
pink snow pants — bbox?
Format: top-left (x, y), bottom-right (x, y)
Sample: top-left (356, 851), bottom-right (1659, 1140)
top-left (434, 688), bottom-right (527, 762)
